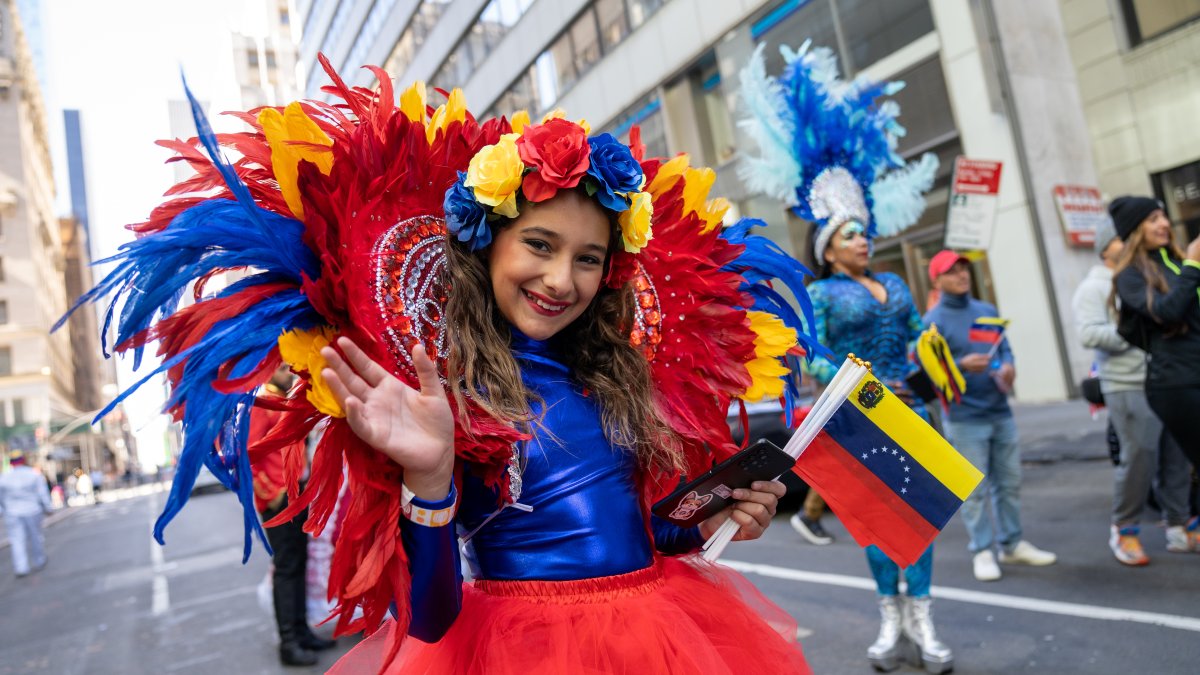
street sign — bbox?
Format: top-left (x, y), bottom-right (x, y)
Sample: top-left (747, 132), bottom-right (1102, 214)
top-left (1052, 184), bottom-right (1110, 248)
top-left (944, 157), bottom-right (1003, 250)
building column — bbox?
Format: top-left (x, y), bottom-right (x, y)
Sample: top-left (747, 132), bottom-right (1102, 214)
top-left (930, 0), bottom-right (1078, 401)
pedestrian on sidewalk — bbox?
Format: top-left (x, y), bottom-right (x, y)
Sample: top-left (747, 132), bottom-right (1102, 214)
top-left (925, 251), bottom-right (1057, 582)
top-left (0, 452), bottom-right (52, 577)
top-left (1110, 197), bottom-right (1200, 475)
top-left (1073, 220), bottom-right (1194, 564)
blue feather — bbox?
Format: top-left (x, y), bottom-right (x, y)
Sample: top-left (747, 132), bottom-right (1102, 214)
top-left (739, 42), bottom-right (933, 240)
top-left (719, 219), bottom-right (833, 414)
top-left (55, 75), bottom-right (327, 561)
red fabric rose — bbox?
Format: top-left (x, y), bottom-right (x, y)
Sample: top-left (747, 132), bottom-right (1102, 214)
top-left (516, 118), bottom-right (591, 202)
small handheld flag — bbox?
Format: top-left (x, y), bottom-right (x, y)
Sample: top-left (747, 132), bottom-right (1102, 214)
top-left (792, 367), bottom-right (983, 566)
top-left (916, 324), bottom-right (966, 405)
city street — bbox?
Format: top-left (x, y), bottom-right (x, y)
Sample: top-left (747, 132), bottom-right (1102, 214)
top-left (1, 403), bottom-right (1197, 674)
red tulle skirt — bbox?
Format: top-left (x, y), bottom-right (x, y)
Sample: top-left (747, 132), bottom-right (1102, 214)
top-left (331, 555), bottom-right (811, 675)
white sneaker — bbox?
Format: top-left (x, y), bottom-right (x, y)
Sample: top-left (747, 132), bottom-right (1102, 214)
top-left (972, 549), bottom-right (1001, 581)
top-left (999, 540), bottom-right (1057, 566)
top-left (1165, 526), bottom-right (1196, 553)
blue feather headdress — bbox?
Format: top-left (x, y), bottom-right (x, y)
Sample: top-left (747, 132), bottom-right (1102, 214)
top-left (737, 41), bottom-right (938, 262)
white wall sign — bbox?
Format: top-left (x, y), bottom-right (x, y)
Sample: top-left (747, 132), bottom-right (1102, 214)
top-left (944, 157), bottom-right (1003, 250)
top-left (1052, 185), bottom-right (1109, 248)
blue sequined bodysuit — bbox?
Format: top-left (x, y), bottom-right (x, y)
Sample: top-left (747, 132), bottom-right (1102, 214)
top-left (804, 271), bottom-right (926, 414)
top-left (400, 331), bottom-right (702, 641)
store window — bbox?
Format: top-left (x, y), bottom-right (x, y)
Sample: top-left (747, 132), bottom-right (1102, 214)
top-left (1153, 160), bottom-right (1200, 240)
top-left (1120, 0), bottom-right (1200, 46)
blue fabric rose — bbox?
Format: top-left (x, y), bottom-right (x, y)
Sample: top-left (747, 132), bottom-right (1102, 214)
top-left (584, 133), bottom-right (644, 213)
top-left (443, 172), bottom-right (492, 251)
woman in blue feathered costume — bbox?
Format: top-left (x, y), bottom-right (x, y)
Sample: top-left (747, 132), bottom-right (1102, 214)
top-left (737, 41), bottom-right (951, 674)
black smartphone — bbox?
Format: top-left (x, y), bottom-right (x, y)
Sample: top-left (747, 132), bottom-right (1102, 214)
top-left (651, 439), bottom-right (796, 528)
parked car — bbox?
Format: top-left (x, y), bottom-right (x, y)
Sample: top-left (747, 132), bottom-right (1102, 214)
top-left (190, 464), bottom-right (226, 496)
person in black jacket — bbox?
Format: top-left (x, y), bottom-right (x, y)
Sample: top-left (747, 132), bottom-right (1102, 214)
top-left (1110, 196), bottom-right (1200, 481)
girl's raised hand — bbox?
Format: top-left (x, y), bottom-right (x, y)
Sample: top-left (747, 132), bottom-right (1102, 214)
top-left (320, 337), bottom-right (455, 499)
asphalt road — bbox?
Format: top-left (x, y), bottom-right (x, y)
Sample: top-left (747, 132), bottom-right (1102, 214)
top-left (1, 453), bottom-right (1196, 674)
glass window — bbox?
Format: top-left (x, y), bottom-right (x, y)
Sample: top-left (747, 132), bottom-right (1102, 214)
top-left (595, 0), bottom-right (629, 49)
top-left (752, 0), bottom-right (840, 77)
top-left (0, 347), bottom-right (10, 376)
top-left (1122, 0), bottom-right (1200, 45)
top-left (0, 257), bottom-right (6, 281)
top-left (836, 0), bottom-right (933, 72)
top-left (887, 57), bottom-right (956, 158)
top-left (0, 300), bottom-right (7, 323)
top-left (1153, 160), bottom-right (1200, 240)
top-left (608, 95), bottom-right (667, 160)
top-left (247, 49), bottom-right (260, 69)
top-left (550, 31), bottom-right (577, 95)
top-left (11, 398), bottom-right (22, 424)
top-left (265, 50), bottom-right (278, 69)
top-left (570, 9), bottom-right (602, 78)
top-left (627, 0), bottom-right (664, 29)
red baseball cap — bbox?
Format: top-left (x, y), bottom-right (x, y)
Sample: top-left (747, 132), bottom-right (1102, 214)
top-left (928, 250), bottom-right (969, 281)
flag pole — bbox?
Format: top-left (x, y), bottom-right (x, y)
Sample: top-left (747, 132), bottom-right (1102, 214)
top-left (701, 356), bottom-right (869, 561)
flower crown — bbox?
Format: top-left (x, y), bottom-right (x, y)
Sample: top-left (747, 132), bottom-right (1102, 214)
top-left (443, 111), bottom-right (653, 254)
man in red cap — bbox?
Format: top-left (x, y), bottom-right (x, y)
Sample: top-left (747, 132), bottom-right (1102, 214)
top-left (925, 251), bottom-right (1057, 582)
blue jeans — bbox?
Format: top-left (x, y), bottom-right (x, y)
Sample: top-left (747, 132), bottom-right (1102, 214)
top-left (865, 544), bottom-right (932, 597)
top-left (945, 415), bottom-right (1023, 553)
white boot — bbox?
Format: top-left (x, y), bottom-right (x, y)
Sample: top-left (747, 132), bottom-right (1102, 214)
top-left (902, 596), bottom-right (954, 674)
top-left (867, 595), bottom-right (904, 671)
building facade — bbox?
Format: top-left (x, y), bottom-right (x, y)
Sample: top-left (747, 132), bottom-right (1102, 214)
top-left (0, 0), bottom-right (121, 479)
top-left (295, 0), bottom-right (1198, 404)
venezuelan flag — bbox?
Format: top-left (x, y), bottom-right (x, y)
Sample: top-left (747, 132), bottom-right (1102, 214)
top-left (968, 316), bottom-right (1009, 345)
top-left (793, 373), bottom-right (983, 566)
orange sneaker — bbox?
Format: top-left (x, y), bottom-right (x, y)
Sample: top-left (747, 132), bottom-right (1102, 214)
top-left (1109, 526), bottom-right (1149, 566)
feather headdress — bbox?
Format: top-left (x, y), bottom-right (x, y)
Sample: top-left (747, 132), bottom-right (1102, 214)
top-left (738, 41), bottom-right (939, 262)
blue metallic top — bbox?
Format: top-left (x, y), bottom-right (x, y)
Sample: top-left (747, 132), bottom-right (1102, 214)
top-left (804, 271), bottom-right (927, 416)
top-left (401, 329), bottom-right (702, 641)
top-left (457, 331), bottom-right (656, 580)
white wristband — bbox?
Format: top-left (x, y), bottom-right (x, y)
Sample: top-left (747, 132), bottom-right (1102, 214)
top-left (401, 483), bottom-right (457, 527)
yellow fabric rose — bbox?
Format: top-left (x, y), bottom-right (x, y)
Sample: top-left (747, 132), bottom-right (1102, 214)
top-left (258, 102), bottom-right (333, 219)
top-left (465, 133), bottom-right (523, 218)
top-left (618, 191), bottom-right (654, 253)
top-left (277, 327), bottom-right (345, 418)
top-left (740, 311), bottom-right (797, 401)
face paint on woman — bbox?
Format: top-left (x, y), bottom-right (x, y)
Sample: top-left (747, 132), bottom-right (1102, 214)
top-left (838, 222), bottom-right (867, 248)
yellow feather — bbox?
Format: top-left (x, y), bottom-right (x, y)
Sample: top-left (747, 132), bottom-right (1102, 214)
top-left (741, 311), bottom-right (798, 401)
top-left (647, 154), bottom-right (690, 197)
top-left (278, 327), bottom-right (345, 418)
top-left (258, 103), bottom-right (333, 219)
top-left (399, 81), bottom-right (427, 125)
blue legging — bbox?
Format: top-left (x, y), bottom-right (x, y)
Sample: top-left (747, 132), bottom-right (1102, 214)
top-left (865, 544), bottom-right (933, 598)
